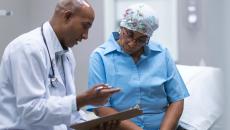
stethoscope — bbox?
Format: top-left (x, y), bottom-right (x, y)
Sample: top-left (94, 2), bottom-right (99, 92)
top-left (41, 24), bottom-right (57, 87)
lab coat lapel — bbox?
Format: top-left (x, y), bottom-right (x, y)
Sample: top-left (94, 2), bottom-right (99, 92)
top-left (63, 53), bottom-right (76, 95)
top-left (43, 22), bottom-right (65, 87)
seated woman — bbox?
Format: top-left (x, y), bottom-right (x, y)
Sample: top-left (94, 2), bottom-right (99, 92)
top-left (87, 3), bottom-right (189, 130)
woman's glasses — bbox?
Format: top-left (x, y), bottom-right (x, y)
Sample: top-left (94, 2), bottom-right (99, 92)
top-left (123, 28), bottom-right (150, 46)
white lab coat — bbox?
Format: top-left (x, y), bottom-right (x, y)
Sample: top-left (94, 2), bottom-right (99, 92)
top-left (0, 22), bottom-right (84, 130)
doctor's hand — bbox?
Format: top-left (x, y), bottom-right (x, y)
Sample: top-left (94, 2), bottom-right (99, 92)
top-left (76, 84), bottom-right (120, 110)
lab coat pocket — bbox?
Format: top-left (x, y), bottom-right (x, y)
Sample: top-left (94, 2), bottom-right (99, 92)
top-left (47, 78), bottom-right (66, 96)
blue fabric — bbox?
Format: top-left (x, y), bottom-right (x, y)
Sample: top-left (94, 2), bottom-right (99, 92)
top-left (87, 32), bottom-right (189, 130)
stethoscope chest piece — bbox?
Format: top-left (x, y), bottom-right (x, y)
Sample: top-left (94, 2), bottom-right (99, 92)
top-left (51, 77), bottom-right (57, 82)
top-left (50, 77), bottom-right (59, 87)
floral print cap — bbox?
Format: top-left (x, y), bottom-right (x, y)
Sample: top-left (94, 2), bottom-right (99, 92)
top-left (120, 3), bottom-right (159, 37)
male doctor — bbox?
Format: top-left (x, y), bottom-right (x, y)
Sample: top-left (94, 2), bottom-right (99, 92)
top-left (0, 0), bottom-right (120, 130)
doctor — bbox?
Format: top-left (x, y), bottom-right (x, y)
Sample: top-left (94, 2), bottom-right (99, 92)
top-left (0, 0), bottom-right (120, 130)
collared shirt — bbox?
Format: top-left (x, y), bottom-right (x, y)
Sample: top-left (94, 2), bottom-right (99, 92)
top-left (0, 22), bottom-right (81, 130)
top-left (88, 32), bottom-right (189, 130)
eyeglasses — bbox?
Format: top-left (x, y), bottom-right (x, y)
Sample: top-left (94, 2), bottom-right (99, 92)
top-left (123, 28), bottom-right (150, 46)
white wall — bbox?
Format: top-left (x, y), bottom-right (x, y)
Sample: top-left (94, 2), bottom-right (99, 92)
top-left (28, 0), bottom-right (57, 29)
top-left (223, 0), bottom-right (230, 129)
top-left (0, 0), bottom-right (104, 94)
top-left (0, 0), bottom-right (228, 93)
top-left (72, 0), bottom-right (105, 93)
top-left (178, 0), bottom-right (225, 67)
top-left (0, 0), bottom-right (30, 57)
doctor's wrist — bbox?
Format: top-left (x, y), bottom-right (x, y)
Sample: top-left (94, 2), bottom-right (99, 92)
top-left (76, 93), bottom-right (89, 111)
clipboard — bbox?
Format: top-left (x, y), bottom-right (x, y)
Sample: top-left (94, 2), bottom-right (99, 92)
top-left (70, 108), bottom-right (143, 130)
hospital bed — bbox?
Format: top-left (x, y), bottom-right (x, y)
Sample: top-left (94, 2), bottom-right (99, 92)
top-left (177, 65), bottom-right (224, 130)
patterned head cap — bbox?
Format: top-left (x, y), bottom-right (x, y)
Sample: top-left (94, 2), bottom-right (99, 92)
top-left (120, 3), bottom-right (159, 37)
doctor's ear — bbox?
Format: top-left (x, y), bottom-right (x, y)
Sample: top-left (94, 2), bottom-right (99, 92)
top-left (63, 10), bottom-right (74, 21)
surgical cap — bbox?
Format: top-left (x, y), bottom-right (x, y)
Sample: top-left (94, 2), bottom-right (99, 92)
top-left (120, 3), bottom-right (159, 37)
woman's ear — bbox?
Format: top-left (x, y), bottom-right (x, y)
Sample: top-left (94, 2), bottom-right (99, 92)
top-left (119, 28), bottom-right (125, 36)
top-left (119, 29), bottom-right (124, 39)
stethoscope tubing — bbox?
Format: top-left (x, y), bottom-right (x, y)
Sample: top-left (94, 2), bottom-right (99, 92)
top-left (41, 24), bottom-right (56, 87)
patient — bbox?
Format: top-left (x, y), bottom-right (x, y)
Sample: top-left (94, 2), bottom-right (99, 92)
top-left (88, 3), bottom-right (189, 130)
